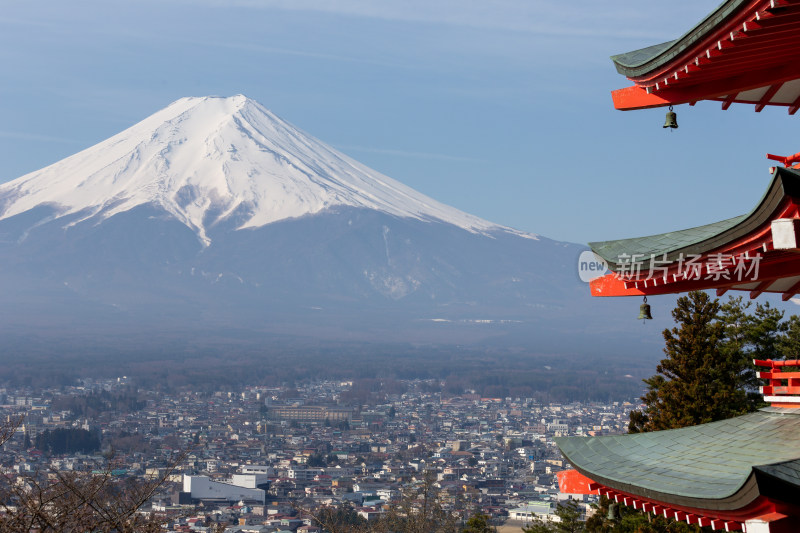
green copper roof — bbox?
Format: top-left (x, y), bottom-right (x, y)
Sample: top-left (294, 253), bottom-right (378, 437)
top-left (590, 215), bottom-right (746, 270)
top-left (555, 408), bottom-right (800, 510)
top-left (590, 166), bottom-right (800, 271)
top-left (611, 41), bottom-right (676, 73)
top-left (611, 0), bottom-right (751, 78)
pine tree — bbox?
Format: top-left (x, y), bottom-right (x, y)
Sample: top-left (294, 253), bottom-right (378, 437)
top-left (629, 291), bottom-right (757, 433)
top-left (617, 291), bottom-right (779, 532)
top-left (779, 314), bottom-right (800, 358)
top-left (719, 297), bottom-right (784, 406)
top-left (462, 512), bottom-right (495, 533)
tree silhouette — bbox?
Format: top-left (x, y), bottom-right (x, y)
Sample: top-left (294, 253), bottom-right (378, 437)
top-left (629, 291), bottom-right (761, 433)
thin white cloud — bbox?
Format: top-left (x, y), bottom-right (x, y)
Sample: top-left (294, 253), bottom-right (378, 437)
top-left (193, 39), bottom-right (407, 69)
top-left (173, 0), bottom-right (712, 41)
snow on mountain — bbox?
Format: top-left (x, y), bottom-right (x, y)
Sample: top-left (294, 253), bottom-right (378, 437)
top-left (0, 95), bottom-right (534, 245)
top-left (0, 94), bottom-right (672, 357)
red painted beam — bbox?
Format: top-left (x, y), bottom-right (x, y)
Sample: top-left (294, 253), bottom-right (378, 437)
top-left (740, 19), bottom-right (800, 38)
top-left (768, 3), bottom-right (800, 14)
top-left (756, 359), bottom-right (800, 367)
top-left (766, 151), bottom-right (800, 166)
top-left (788, 92), bottom-right (800, 114)
top-left (760, 385), bottom-right (800, 394)
top-left (642, 46), bottom-right (800, 95)
top-left (782, 279), bottom-right (800, 299)
top-left (557, 469), bottom-right (598, 494)
top-left (756, 84), bottom-right (782, 112)
top-left (698, 517), bottom-right (713, 527)
top-left (750, 280), bottom-right (773, 298)
top-left (575, 480), bottom-right (782, 524)
top-left (699, 35), bottom-right (800, 62)
top-left (745, 19), bottom-right (800, 37)
top-left (611, 86), bottom-right (677, 110)
top-left (591, 251), bottom-right (800, 297)
top-left (722, 94), bottom-right (737, 110)
top-left (757, 371), bottom-right (800, 379)
top-left (680, 50), bottom-right (800, 75)
top-left (613, 59), bottom-right (800, 110)
top-left (723, 34), bottom-right (800, 57)
top-left (654, 58), bottom-right (800, 90)
top-left (749, 512), bottom-right (792, 528)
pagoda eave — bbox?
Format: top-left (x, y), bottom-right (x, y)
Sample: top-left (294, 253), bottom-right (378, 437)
top-left (559, 472), bottom-right (795, 532)
top-left (611, 86), bottom-right (685, 111)
top-left (556, 367), bottom-right (800, 531)
top-left (588, 166), bottom-right (800, 298)
top-left (612, 60), bottom-right (800, 111)
top-left (590, 253), bottom-right (800, 298)
top-left (610, 0), bottom-right (800, 112)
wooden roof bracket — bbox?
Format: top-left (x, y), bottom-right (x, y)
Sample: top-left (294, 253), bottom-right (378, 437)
top-left (781, 278), bottom-right (800, 300)
top-left (755, 84), bottom-right (782, 111)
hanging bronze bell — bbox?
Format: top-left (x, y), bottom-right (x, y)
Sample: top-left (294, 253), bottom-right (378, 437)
top-left (638, 296), bottom-right (653, 320)
top-left (663, 106), bottom-right (678, 129)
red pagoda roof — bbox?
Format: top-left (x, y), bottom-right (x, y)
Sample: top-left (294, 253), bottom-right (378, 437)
top-left (611, 0), bottom-right (800, 112)
top-left (589, 164), bottom-right (800, 298)
top-left (554, 361), bottom-right (800, 531)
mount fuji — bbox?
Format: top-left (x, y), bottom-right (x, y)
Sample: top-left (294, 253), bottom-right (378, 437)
top-left (0, 95), bottom-right (664, 355)
top-left (2, 95), bottom-right (522, 246)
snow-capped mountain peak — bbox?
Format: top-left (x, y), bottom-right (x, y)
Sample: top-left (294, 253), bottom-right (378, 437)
top-left (0, 95), bottom-right (533, 244)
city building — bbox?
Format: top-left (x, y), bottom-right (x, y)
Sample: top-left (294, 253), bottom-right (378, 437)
top-left (182, 475), bottom-right (266, 504)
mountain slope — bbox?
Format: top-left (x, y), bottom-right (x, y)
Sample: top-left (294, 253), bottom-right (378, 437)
top-left (0, 95), bottom-right (528, 245)
top-left (0, 95), bottom-right (671, 356)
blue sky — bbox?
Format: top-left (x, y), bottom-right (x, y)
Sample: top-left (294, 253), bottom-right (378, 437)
top-left (1, 0), bottom-right (797, 244)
